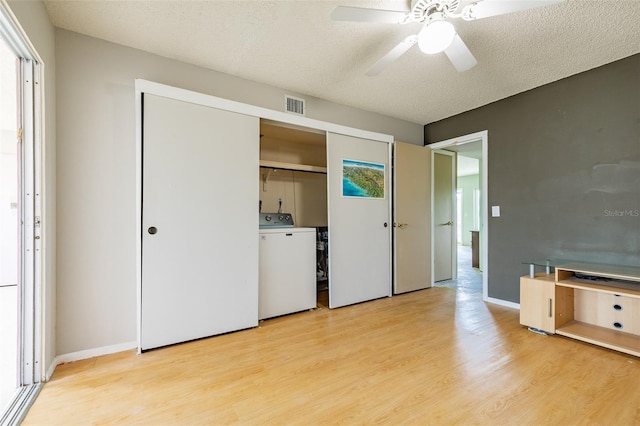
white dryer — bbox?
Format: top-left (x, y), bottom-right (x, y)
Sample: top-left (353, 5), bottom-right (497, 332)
top-left (258, 226), bottom-right (316, 320)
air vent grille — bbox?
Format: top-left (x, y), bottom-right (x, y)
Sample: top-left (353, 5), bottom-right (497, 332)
top-left (285, 95), bottom-right (305, 116)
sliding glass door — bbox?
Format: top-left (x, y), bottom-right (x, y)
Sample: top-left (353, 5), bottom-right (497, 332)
top-left (0, 33), bottom-right (19, 414)
top-left (0, 3), bottom-right (43, 423)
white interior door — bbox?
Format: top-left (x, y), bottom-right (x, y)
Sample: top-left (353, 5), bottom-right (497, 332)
top-left (327, 133), bottom-right (391, 308)
top-left (394, 142), bottom-right (431, 294)
top-left (141, 94), bottom-right (259, 350)
top-left (433, 150), bottom-right (456, 282)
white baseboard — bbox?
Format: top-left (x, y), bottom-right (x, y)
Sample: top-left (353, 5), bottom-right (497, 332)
top-left (45, 358), bottom-right (57, 381)
top-left (50, 341), bottom-right (137, 375)
top-left (486, 296), bottom-right (520, 310)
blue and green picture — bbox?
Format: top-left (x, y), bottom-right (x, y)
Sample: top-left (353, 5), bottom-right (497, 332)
top-left (342, 159), bottom-right (385, 199)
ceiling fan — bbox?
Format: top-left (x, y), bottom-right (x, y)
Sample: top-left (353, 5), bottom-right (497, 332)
top-left (330, 0), bottom-right (563, 75)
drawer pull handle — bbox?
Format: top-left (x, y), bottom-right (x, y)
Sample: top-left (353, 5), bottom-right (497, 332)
top-left (548, 298), bottom-right (552, 318)
top-left (613, 322), bottom-right (623, 329)
top-left (613, 304), bottom-right (622, 311)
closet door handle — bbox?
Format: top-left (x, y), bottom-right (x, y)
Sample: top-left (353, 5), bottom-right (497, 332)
top-left (548, 298), bottom-right (553, 318)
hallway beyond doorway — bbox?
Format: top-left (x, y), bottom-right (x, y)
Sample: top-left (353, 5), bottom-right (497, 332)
top-left (434, 245), bottom-right (482, 296)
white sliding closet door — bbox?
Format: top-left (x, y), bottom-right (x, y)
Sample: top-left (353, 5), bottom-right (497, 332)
top-left (327, 133), bottom-right (391, 308)
top-left (141, 94), bottom-right (259, 350)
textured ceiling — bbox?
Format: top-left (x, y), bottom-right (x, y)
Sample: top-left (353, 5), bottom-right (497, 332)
top-left (42, 0), bottom-right (640, 125)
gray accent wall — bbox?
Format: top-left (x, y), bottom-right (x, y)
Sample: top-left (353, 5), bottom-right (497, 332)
top-left (425, 54), bottom-right (640, 303)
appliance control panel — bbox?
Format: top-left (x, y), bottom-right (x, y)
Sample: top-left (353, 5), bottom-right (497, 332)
top-left (259, 212), bottom-right (294, 228)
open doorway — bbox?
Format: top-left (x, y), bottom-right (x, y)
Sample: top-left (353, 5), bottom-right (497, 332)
top-left (436, 149), bottom-right (482, 295)
top-left (430, 131), bottom-right (488, 301)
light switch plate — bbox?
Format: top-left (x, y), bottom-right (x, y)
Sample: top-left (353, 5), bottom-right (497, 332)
top-left (491, 206), bottom-right (501, 217)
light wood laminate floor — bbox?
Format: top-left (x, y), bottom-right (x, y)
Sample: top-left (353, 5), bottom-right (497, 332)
top-left (24, 287), bottom-right (640, 425)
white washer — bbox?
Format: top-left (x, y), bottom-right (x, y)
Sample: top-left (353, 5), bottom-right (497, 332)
top-left (258, 227), bottom-right (316, 320)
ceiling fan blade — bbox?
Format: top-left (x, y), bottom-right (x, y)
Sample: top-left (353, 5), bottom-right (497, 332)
top-left (462, 0), bottom-right (563, 20)
top-left (330, 6), bottom-right (409, 24)
top-left (366, 35), bottom-right (418, 76)
top-left (443, 34), bottom-right (478, 72)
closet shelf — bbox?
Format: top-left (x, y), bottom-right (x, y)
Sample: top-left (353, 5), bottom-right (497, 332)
top-left (260, 160), bottom-right (327, 174)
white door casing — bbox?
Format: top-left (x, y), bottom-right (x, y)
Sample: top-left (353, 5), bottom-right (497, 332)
top-left (141, 94), bottom-right (259, 350)
top-left (429, 131), bottom-right (490, 303)
top-left (327, 133), bottom-right (391, 308)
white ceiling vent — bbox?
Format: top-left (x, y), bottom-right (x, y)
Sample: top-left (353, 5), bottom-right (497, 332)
top-left (285, 95), bottom-right (305, 116)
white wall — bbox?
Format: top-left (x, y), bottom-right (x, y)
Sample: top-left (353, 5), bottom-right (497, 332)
top-left (55, 29), bottom-right (424, 355)
top-left (7, 0), bottom-right (56, 378)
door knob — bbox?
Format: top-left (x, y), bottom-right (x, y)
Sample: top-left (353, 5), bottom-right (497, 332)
top-left (442, 221), bottom-right (453, 226)
top-left (148, 226), bottom-right (158, 235)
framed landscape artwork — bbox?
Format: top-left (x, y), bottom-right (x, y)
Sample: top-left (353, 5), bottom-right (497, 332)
top-left (342, 159), bottom-right (385, 199)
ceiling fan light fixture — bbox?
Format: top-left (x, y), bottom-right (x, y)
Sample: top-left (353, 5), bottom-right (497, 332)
top-left (417, 19), bottom-right (456, 54)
